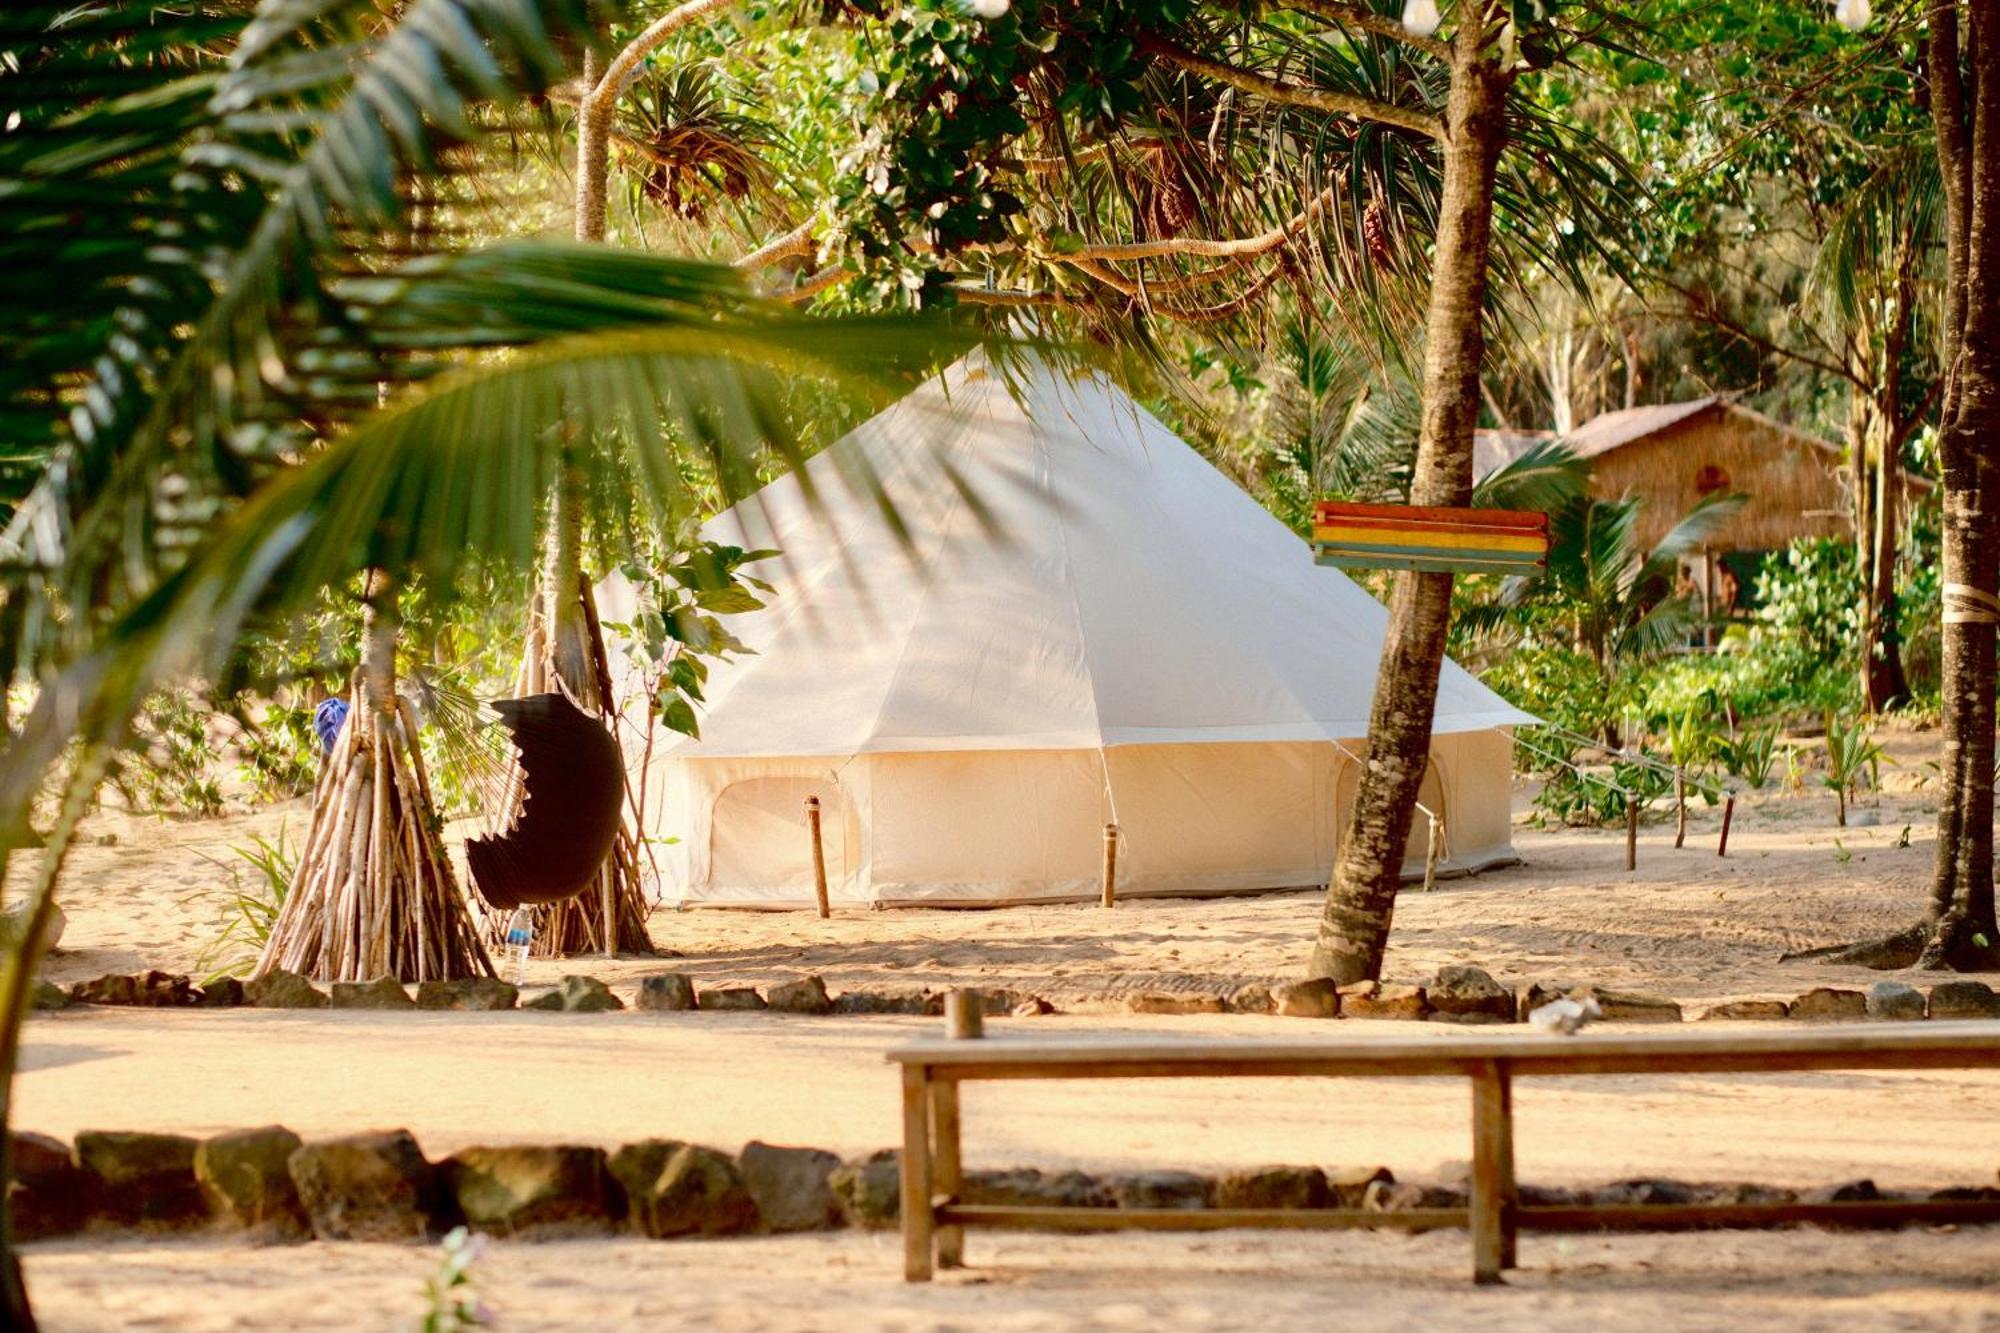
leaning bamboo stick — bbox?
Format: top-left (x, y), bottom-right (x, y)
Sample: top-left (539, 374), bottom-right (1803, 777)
top-left (1718, 794), bottom-right (1736, 858)
top-left (1673, 766), bottom-right (1688, 849)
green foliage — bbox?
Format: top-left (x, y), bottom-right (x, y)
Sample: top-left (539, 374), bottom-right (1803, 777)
top-left (604, 537), bottom-right (773, 740)
top-left (190, 824), bottom-right (295, 984)
top-left (1716, 723), bottom-right (1780, 790)
top-left (420, 1226), bottom-right (491, 1332)
top-left (118, 692), bottom-right (225, 819)
top-left (234, 706), bottom-right (320, 803)
top-left (1822, 710), bottom-right (1887, 825)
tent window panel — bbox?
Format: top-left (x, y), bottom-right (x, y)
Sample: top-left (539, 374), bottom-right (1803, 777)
top-left (868, 751), bottom-right (1104, 888)
top-left (708, 777), bottom-right (850, 897)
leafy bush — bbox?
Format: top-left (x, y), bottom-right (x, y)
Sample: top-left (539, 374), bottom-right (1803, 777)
top-left (1717, 723), bottom-right (1780, 789)
top-left (190, 825), bottom-right (295, 982)
top-left (118, 691), bottom-right (225, 817)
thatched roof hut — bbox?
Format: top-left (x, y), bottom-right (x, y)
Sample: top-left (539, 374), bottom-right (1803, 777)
top-left (1476, 397), bottom-right (1927, 554)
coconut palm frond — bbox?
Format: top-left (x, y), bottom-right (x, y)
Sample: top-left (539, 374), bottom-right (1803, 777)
top-left (1471, 435), bottom-right (1587, 513)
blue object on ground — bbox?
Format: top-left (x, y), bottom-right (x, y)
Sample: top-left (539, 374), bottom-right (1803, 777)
top-left (313, 697), bottom-right (351, 754)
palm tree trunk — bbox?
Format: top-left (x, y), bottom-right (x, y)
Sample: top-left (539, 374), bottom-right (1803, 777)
top-left (257, 573), bottom-right (493, 982)
top-left (1307, 4), bottom-right (1509, 983)
top-left (1920, 0), bottom-right (2000, 971)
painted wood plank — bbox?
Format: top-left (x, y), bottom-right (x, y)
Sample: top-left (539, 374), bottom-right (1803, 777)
top-left (1315, 500), bottom-right (1548, 530)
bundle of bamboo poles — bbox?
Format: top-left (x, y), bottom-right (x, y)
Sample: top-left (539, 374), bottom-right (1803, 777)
top-left (257, 580), bottom-right (494, 983)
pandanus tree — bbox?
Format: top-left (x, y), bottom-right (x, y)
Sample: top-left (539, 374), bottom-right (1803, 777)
top-left (0, 2), bottom-right (962, 1321)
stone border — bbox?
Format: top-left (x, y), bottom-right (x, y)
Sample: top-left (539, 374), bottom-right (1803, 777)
top-left (14, 1124), bottom-right (1998, 1246)
top-left (38, 967), bottom-right (2000, 1025)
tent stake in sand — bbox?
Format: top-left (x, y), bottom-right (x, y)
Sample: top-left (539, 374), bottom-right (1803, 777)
top-left (805, 795), bottom-right (829, 919)
top-left (1719, 794), bottom-right (1736, 857)
top-left (1674, 765), bottom-right (1688, 848)
top-left (1625, 797), bottom-right (1640, 872)
top-left (1101, 823), bottom-right (1120, 909)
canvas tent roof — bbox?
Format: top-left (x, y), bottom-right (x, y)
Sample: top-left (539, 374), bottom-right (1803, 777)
top-left (655, 353), bottom-right (1532, 760)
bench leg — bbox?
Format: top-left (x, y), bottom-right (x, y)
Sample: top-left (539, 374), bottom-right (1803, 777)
top-left (901, 1064), bottom-right (935, 1282)
top-left (1470, 1060), bottom-right (1517, 1284)
top-left (932, 1078), bottom-right (965, 1269)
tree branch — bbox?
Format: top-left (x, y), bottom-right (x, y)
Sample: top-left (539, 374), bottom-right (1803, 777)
top-left (1138, 34), bottom-right (1443, 140)
top-left (735, 219), bottom-right (816, 270)
top-left (1285, 0), bottom-right (1451, 60)
top-left (586, 0), bottom-right (741, 115)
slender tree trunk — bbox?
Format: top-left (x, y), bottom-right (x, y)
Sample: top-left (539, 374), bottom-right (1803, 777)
top-left (478, 43), bottom-right (653, 957)
top-left (1922, 0), bottom-right (2000, 970)
top-left (1863, 400), bottom-right (1910, 710)
top-left (1307, 5), bottom-right (1509, 983)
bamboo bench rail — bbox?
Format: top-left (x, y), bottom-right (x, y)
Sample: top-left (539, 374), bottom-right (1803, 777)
top-left (888, 1023), bottom-right (2000, 1285)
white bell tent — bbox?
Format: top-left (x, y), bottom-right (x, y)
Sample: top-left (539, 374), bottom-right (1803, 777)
top-left (621, 353), bottom-right (1531, 907)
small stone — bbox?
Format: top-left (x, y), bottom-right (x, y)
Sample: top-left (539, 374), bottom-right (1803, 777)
top-left (738, 1142), bottom-right (842, 1233)
top-left (1865, 981), bottom-right (1927, 1022)
top-left (1696, 1182), bottom-right (1798, 1206)
top-left (1105, 1170), bottom-right (1213, 1210)
top-left (1227, 983), bottom-right (1275, 1015)
top-left (415, 978), bottom-right (518, 1011)
top-left (1427, 966), bottom-right (1515, 1024)
top-left (644, 1145), bottom-right (758, 1237)
top-left (1364, 1179), bottom-right (1466, 1211)
top-left (1583, 988), bottom-right (1683, 1023)
top-left (1929, 980), bottom-right (2000, 1019)
top-left (1702, 999), bottom-right (1790, 1021)
top-left (75, 1130), bottom-right (206, 1228)
top-left (30, 980), bottom-right (69, 1011)
top-left (1273, 978), bottom-right (1341, 1018)
top-left (196, 1127), bottom-right (309, 1241)
top-left (1011, 996), bottom-right (1057, 1017)
top-left (766, 976), bottom-right (833, 1015)
top-left (1216, 1166), bottom-right (1329, 1210)
top-left (8, 1132), bottom-right (90, 1240)
top-left (1590, 1178), bottom-right (1697, 1206)
top-left (445, 1145), bottom-right (620, 1239)
top-left (245, 969), bottom-right (328, 1009)
top-left (330, 977), bottom-right (415, 1010)
top-left (1326, 1166), bottom-right (1394, 1207)
top-left (1804, 1179), bottom-right (1880, 1203)
top-left (135, 970), bottom-right (197, 1007)
top-left (828, 1149), bottom-right (901, 1229)
top-left (288, 1130), bottom-right (445, 1242)
top-left (526, 976), bottom-right (624, 1013)
top-left (606, 1139), bottom-right (685, 1231)
top-left (196, 977), bottom-right (246, 1007)
top-left (1125, 991), bottom-right (1226, 1015)
top-left (697, 986), bottom-right (766, 1012)
top-left (635, 974), bottom-right (698, 1012)
top-left (1339, 982), bottom-right (1429, 1021)
top-left (70, 974), bottom-right (140, 1006)
top-left (964, 1168), bottom-right (1110, 1209)
top-left (1790, 987), bottom-right (1868, 1022)
top-left (830, 990), bottom-right (932, 1016)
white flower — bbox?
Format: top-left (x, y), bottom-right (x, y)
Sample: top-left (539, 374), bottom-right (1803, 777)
top-left (964, 0), bottom-right (1010, 18)
top-left (1834, 0), bottom-right (1871, 31)
top-left (1400, 0), bottom-right (1441, 38)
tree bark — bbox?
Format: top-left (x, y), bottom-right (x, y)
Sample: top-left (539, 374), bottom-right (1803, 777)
top-left (1921, 0), bottom-right (2000, 970)
top-left (1307, 4), bottom-right (1509, 983)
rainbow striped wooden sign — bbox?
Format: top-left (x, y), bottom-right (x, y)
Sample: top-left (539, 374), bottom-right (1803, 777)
top-left (1312, 500), bottom-right (1549, 576)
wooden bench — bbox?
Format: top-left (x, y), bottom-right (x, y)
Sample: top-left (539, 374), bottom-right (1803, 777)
top-left (889, 1023), bottom-right (2000, 1284)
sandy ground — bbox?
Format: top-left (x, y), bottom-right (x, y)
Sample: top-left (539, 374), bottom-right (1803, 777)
top-left (27, 1227), bottom-right (2000, 1333)
top-left (18, 723), bottom-right (2000, 1329)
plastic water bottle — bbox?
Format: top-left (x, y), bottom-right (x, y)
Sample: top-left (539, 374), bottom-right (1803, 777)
top-left (504, 907), bottom-right (534, 987)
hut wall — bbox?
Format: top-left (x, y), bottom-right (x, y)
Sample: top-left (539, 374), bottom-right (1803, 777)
top-left (1585, 414), bottom-right (1852, 553)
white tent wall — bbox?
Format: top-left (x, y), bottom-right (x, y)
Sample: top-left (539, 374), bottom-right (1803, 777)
top-left (617, 352), bottom-right (1534, 910)
top-left (657, 729), bottom-right (1517, 908)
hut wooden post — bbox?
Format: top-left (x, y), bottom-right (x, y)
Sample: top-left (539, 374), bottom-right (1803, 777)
top-left (1673, 766), bottom-right (1688, 849)
top-left (1422, 811), bottom-right (1443, 892)
top-left (1100, 823), bottom-right (1120, 909)
top-left (805, 795), bottom-right (830, 919)
top-left (1624, 796), bottom-right (1639, 872)
top-left (1718, 794), bottom-right (1736, 858)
